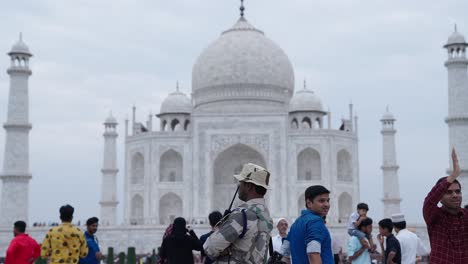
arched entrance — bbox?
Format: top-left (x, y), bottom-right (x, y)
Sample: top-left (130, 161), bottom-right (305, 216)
top-left (212, 143), bottom-right (266, 211)
top-left (338, 192), bottom-right (353, 223)
top-left (159, 192), bottom-right (183, 225)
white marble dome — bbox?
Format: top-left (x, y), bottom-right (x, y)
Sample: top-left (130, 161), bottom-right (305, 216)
top-left (192, 17), bottom-right (295, 109)
top-left (160, 90), bottom-right (192, 114)
top-left (381, 111), bottom-right (395, 121)
top-left (9, 37), bottom-right (31, 55)
top-left (446, 31), bottom-right (466, 46)
top-left (289, 89), bottom-right (324, 112)
top-left (105, 114), bottom-right (117, 124)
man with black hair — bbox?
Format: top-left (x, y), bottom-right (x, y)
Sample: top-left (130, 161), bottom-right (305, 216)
top-left (391, 213), bottom-right (420, 264)
top-left (281, 185), bottom-right (333, 264)
top-left (423, 148), bottom-right (468, 263)
top-left (79, 217), bottom-right (102, 264)
top-left (204, 163), bottom-right (273, 264)
top-left (378, 218), bottom-right (401, 264)
top-left (200, 211), bottom-right (223, 264)
top-left (347, 217), bottom-right (373, 264)
top-left (41, 204), bottom-right (88, 263)
top-left (5, 221), bottom-right (40, 264)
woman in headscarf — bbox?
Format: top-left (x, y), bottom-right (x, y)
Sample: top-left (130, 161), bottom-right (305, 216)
top-left (160, 217), bottom-right (202, 264)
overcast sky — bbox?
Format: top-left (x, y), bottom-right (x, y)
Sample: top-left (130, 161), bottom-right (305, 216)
top-left (0, 0), bottom-right (467, 225)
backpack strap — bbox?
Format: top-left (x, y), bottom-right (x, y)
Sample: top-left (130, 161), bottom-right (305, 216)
top-left (239, 209), bottom-right (248, 239)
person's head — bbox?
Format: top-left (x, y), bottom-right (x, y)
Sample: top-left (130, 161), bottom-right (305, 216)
top-left (86, 217), bottom-right (99, 235)
top-left (172, 217), bottom-right (187, 234)
top-left (208, 211), bottom-right (223, 228)
top-left (357, 203), bottom-right (369, 216)
top-left (59, 204), bottom-right (74, 222)
top-left (13, 221), bottom-right (26, 236)
top-left (305, 185), bottom-right (330, 216)
top-left (437, 177), bottom-right (462, 210)
top-left (235, 163), bottom-right (270, 201)
top-left (391, 213), bottom-right (406, 232)
top-left (378, 218), bottom-right (393, 236)
top-left (358, 217), bottom-right (373, 234)
top-left (276, 218), bottom-right (289, 235)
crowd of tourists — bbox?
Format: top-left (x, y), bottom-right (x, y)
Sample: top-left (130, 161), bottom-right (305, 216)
top-left (3, 149), bottom-right (468, 263)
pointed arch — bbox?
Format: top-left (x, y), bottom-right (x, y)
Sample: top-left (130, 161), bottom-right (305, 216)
top-left (212, 143), bottom-right (266, 211)
top-left (160, 149), bottom-right (183, 182)
top-left (184, 120), bottom-right (190, 131)
top-left (291, 118), bottom-right (299, 129)
top-left (302, 117), bottom-right (312, 129)
top-left (338, 192), bottom-right (353, 223)
top-left (297, 148), bottom-right (321, 181)
top-left (131, 194), bottom-right (144, 225)
top-left (161, 120), bottom-right (167, 131)
top-left (337, 149), bottom-right (352, 181)
top-left (159, 192), bottom-right (183, 225)
top-left (131, 152), bottom-right (144, 184)
top-left (171, 119), bottom-right (180, 131)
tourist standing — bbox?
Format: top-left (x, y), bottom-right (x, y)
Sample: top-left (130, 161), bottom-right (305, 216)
top-left (204, 163), bottom-right (273, 263)
top-left (377, 218), bottom-right (401, 264)
top-left (40, 204), bottom-right (88, 263)
top-left (160, 217), bottom-right (202, 264)
top-left (392, 213), bottom-right (419, 264)
top-left (272, 218), bottom-right (288, 253)
top-left (5, 221), bottom-right (40, 264)
top-left (347, 217), bottom-right (373, 264)
top-left (423, 149), bottom-right (468, 264)
top-left (200, 211), bottom-right (223, 264)
top-left (281, 185), bottom-right (334, 264)
top-left (79, 217), bottom-right (102, 264)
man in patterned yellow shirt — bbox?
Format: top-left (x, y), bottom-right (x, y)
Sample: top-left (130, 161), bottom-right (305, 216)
top-left (40, 204), bottom-right (88, 263)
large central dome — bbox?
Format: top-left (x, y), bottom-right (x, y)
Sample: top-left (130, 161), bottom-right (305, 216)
top-left (192, 17), bottom-right (295, 112)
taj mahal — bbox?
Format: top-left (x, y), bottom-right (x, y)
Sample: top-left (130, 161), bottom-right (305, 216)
top-left (1, 2), bottom-right (467, 255)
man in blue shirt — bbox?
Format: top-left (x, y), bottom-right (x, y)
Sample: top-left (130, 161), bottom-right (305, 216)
top-left (348, 217), bottom-right (373, 264)
top-left (79, 217), bottom-right (102, 264)
top-left (281, 185), bottom-right (334, 264)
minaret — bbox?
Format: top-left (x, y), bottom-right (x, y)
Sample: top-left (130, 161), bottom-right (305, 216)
top-left (444, 26), bottom-right (468, 204)
top-left (0, 34), bottom-right (33, 226)
top-left (381, 108), bottom-right (401, 217)
top-left (99, 113), bottom-right (119, 226)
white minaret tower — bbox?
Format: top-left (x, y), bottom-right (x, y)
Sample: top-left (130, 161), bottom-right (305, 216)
top-left (381, 108), bottom-right (401, 217)
top-left (0, 34), bottom-right (33, 226)
top-left (444, 26), bottom-right (468, 204)
top-left (99, 113), bottom-right (119, 226)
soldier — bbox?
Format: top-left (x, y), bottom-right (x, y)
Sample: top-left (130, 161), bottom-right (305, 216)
top-left (204, 163), bottom-right (273, 264)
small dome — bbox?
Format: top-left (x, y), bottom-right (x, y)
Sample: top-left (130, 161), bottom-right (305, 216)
top-left (446, 31), bottom-right (467, 46)
top-left (160, 90), bottom-right (192, 115)
top-left (381, 109), bottom-right (395, 121)
top-left (289, 89), bottom-right (324, 113)
top-left (105, 114), bottom-right (117, 124)
top-left (9, 35), bottom-right (32, 56)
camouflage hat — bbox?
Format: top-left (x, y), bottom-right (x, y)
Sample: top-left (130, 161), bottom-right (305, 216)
top-left (233, 163), bottom-right (270, 189)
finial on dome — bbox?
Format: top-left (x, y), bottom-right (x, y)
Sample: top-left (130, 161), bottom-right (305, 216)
top-left (176, 81), bottom-right (180, 92)
top-left (19, 32), bottom-right (23, 42)
top-left (386, 105), bottom-right (389, 112)
top-left (240, 0), bottom-right (245, 17)
top-left (303, 79), bottom-right (307, 90)
top-left (455, 23), bottom-right (458, 33)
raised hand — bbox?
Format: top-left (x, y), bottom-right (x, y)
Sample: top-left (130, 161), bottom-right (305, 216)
top-left (448, 148), bottom-right (461, 182)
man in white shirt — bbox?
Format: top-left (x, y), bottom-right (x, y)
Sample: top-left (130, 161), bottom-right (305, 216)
top-left (392, 213), bottom-right (418, 264)
top-left (272, 218), bottom-right (288, 253)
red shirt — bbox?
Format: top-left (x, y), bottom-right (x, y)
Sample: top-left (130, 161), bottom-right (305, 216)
top-left (423, 178), bottom-right (468, 264)
top-left (5, 233), bottom-right (40, 264)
